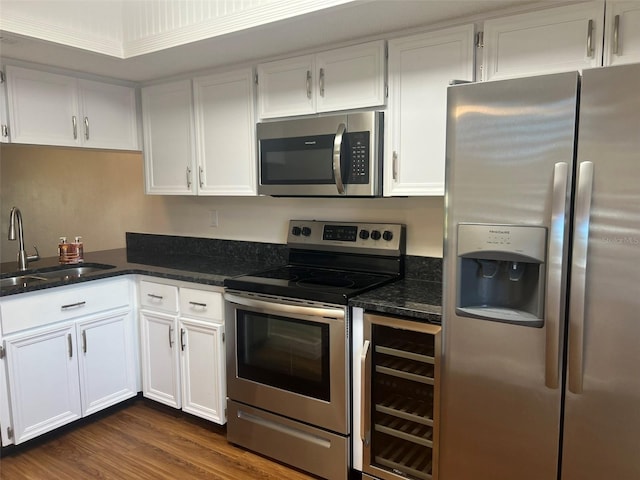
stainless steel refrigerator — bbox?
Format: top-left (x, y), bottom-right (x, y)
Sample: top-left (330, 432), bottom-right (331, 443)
top-left (441, 62), bottom-right (640, 480)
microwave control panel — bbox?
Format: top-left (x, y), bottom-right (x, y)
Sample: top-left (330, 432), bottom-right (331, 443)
top-left (346, 132), bottom-right (370, 184)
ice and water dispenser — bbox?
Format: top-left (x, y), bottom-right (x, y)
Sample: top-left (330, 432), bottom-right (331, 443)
top-left (456, 224), bottom-right (547, 327)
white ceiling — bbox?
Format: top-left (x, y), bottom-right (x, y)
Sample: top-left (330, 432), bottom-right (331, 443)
top-left (0, 0), bottom-right (541, 83)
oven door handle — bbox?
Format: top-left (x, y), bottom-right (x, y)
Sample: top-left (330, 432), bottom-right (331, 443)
top-left (224, 292), bottom-right (345, 320)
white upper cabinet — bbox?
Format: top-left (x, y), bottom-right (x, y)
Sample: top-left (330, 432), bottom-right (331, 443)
top-left (142, 67), bottom-right (256, 196)
top-left (77, 79), bottom-right (139, 150)
top-left (5, 65), bottom-right (139, 149)
top-left (193, 68), bottom-right (257, 196)
top-left (482, 1), bottom-right (605, 81)
top-left (257, 40), bottom-right (386, 119)
top-left (141, 80), bottom-right (196, 195)
top-left (604, 1), bottom-right (640, 65)
top-left (385, 25), bottom-right (475, 197)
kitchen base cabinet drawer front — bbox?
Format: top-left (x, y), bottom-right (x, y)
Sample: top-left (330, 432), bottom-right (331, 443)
top-left (77, 309), bottom-right (137, 416)
top-left (179, 288), bottom-right (223, 323)
top-left (227, 400), bottom-right (348, 480)
top-left (5, 323), bottom-right (82, 445)
top-left (1, 278), bottom-right (131, 335)
top-left (139, 280), bottom-right (179, 313)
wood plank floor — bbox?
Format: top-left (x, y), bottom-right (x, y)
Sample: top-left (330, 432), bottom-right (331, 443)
top-left (0, 399), bottom-right (317, 480)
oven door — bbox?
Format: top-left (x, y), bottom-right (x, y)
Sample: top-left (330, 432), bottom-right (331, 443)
top-left (224, 291), bottom-right (349, 434)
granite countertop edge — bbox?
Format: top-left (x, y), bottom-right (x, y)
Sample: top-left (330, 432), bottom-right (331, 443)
top-left (1, 248), bottom-right (442, 322)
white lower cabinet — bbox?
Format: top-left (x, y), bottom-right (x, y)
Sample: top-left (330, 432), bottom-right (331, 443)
top-left (0, 277), bottom-right (136, 446)
top-left (4, 323), bottom-right (82, 445)
top-left (139, 280), bottom-right (226, 424)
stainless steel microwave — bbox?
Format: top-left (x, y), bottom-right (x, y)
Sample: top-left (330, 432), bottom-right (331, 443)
top-left (257, 111), bottom-right (383, 197)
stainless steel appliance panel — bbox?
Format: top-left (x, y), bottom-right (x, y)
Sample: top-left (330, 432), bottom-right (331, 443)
top-left (441, 72), bottom-right (579, 480)
top-left (227, 400), bottom-right (348, 480)
top-left (562, 63), bottom-right (640, 480)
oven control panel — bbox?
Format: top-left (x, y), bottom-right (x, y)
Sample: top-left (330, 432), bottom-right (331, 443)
top-left (288, 220), bottom-right (405, 255)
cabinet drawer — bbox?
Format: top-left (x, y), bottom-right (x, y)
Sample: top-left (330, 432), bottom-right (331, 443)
top-left (1, 278), bottom-right (131, 335)
top-left (139, 281), bottom-right (179, 313)
top-left (179, 288), bottom-right (223, 323)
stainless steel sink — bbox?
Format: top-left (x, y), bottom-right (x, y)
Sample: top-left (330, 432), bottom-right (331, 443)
top-left (0, 263), bottom-right (116, 288)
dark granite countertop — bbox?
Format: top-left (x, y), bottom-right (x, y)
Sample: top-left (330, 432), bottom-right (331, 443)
top-left (1, 234), bottom-right (442, 323)
top-left (350, 278), bottom-right (442, 323)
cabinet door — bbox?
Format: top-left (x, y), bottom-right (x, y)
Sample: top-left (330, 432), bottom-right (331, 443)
top-left (604, 1), bottom-right (640, 66)
top-left (140, 311), bottom-right (181, 408)
top-left (179, 319), bottom-right (226, 424)
top-left (5, 65), bottom-right (79, 146)
top-left (482, 1), bottom-right (605, 81)
top-left (257, 55), bottom-right (315, 118)
top-left (386, 25), bottom-right (475, 196)
top-left (4, 323), bottom-right (81, 444)
top-left (0, 68), bottom-right (9, 143)
top-left (78, 79), bottom-right (139, 150)
top-left (193, 68), bottom-right (257, 195)
top-left (141, 80), bottom-right (196, 195)
top-left (77, 308), bottom-right (137, 417)
top-left (316, 40), bottom-right (386, 113)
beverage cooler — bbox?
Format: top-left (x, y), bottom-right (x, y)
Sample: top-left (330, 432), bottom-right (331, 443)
top-left (356, 312), bottom-right (442, 480)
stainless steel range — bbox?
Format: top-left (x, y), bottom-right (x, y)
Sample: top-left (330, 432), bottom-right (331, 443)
top-left (224, 220), bottom-right (405, 480)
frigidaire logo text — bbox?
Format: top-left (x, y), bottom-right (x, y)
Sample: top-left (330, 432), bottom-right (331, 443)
top-left (602, 236), bottom-right (640, 245)
top-left (489, 229), bottom-right (510, 235)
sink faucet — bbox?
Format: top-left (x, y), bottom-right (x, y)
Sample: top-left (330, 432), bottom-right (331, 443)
top-left (8, 207), bottom-right (40, 271)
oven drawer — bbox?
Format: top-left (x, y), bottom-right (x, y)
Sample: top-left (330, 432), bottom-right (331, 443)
top-left (227, 400), bottom-right (348, 480)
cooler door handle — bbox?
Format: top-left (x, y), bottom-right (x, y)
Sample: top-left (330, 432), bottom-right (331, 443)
top-left (360, 340), bottom-right (371, 446)
top-left (545, 162), bottom-right (569, 389)
top-left (568, 161), bottom-right (594, 394)
top-left (332, 123), bottom-right (346, 195)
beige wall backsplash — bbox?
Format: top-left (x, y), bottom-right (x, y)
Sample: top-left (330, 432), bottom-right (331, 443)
top-left (0, 145), bottom-right (444, 264)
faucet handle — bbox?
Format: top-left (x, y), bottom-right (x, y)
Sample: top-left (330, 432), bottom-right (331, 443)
top-left (27, 245), bottom-right (40, 263)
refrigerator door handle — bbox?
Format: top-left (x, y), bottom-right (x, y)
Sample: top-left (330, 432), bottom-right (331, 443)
top-left (545, 162), bottom-right (569, 389)
top-left (568, 161), bottom-right (594, 394)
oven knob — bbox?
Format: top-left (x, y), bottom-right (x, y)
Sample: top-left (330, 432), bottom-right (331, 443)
top-left (359, 229), bottom-right (370, 240)
top-left (301, 227), bottom-right (312, 237)
top-left (371, 230), bottom-right (381, 240)
top-left (291, 226), bottom-right (302, 236)
top-left (383, 230), bottom-right (394, 241)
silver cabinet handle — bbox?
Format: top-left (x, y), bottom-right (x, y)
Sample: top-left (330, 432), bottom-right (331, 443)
top-left (568, 161), bottom-right (594, 394)
top-left (199, 166), bottom-right (204, 188)
top-left (392, 151), bottom-right (399, 181)
top-left (189, 301), bottom-right (207, 308)
top-left (61, 301), bottom-right (86, 310)
top-left (319, 68), bottom-right (325, 97)
top-left (586, 19), bottom-right (595, 58)
top-left (545, 162), bottom-right (569, 389)
top-left (360, 340), bottom-right (371, 446)
top-left (147, 293), bottom-right (163, 300)
top-left (332, 123), bottom-right (346, 195)
top-left (306, 70), bottom-right (312, 99)
top-left (82, 330), bottom-right (87, 354)
top-left (67, 333), bottom-right (73, 358)
top-left (613, 14), bottom-right (620, 55)
top-left (180, 328), bottom-right (186, 351)
top-left (186, 166), bottom-right (192, 189)
top-left (72, 116), bottom-right (77, 140)
top-left (168, 325), bottom-right (174, 348)
top-left (84, 117), bottom-right (89, 140)
top-left (1, 125), bottom-right (8, 138)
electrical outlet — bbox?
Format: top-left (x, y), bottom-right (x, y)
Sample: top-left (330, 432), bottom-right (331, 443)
top-left (210, 210), bottom-right (218, 227)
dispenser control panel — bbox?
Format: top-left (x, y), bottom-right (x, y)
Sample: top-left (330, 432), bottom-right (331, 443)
top-left (457, 224), bottom-right (547, 262)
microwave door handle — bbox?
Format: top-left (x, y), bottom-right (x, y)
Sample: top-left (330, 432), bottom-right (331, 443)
top-left (332, 123), bottom-right (346, 195)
